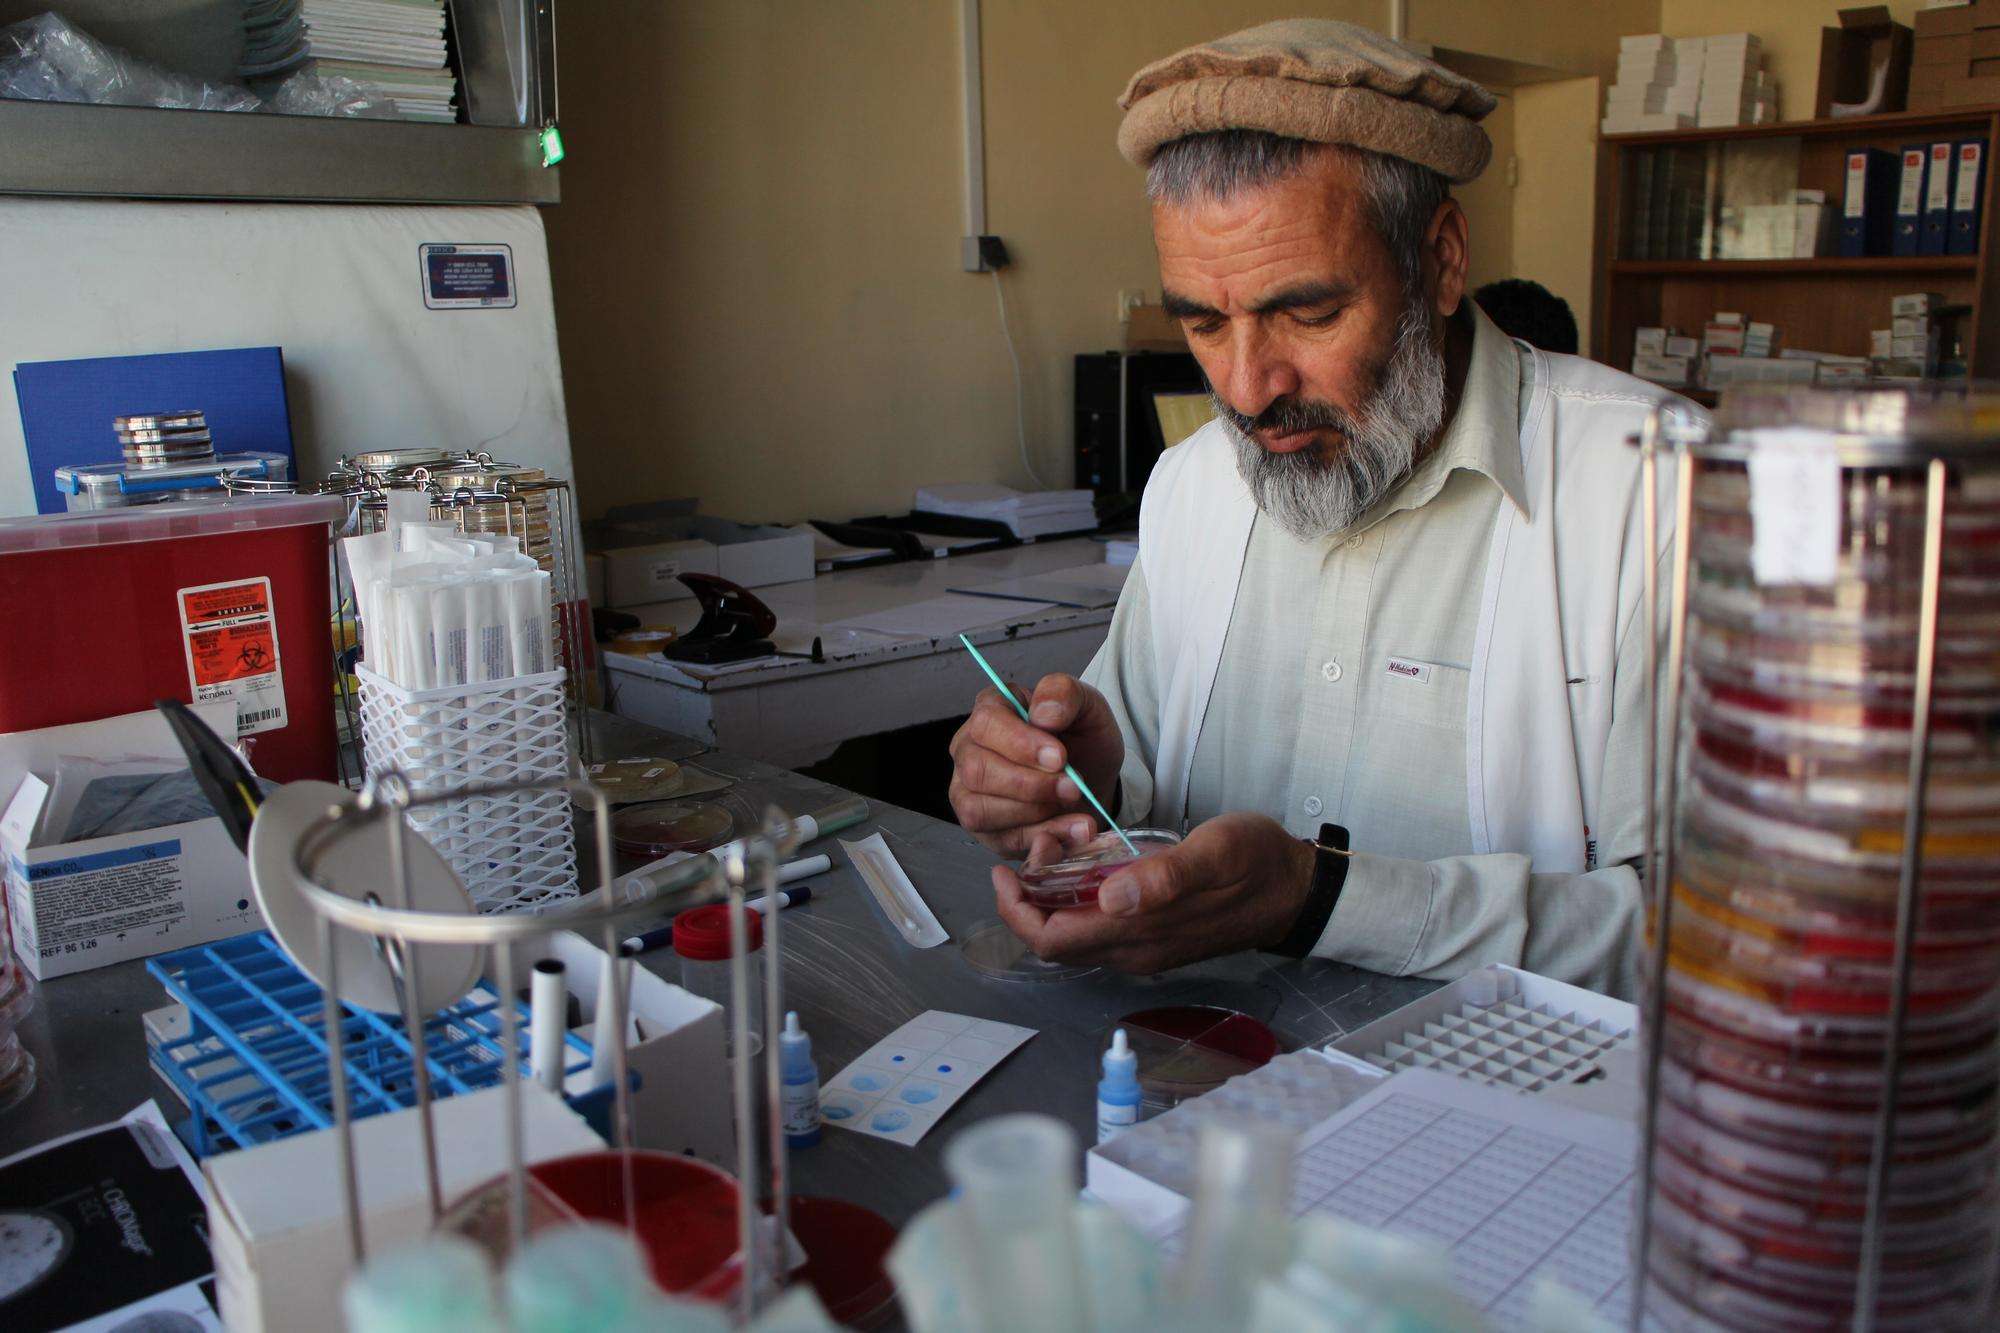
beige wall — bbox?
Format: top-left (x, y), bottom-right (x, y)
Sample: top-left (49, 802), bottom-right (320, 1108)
top-left (546, 2), bottom-right (1663, 524)
top-left (1659, 0), bottom-right (1927, 122)
top-left (1510, 76), bottom-right (1605, 350)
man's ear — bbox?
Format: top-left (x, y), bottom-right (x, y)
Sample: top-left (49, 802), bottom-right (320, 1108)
top-left (1426, 198), bottom-right (1469, 319)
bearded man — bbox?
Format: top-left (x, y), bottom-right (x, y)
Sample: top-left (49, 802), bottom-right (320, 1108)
top-left (947, 20), bottom-right (1685, 1000)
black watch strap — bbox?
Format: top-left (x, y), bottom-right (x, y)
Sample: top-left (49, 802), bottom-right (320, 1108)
top-left (1271, 823), bottom-right (1352, 958)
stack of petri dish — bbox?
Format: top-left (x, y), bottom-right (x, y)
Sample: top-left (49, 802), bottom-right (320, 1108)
top-left (116, 409), bottom-right (213, 466)
top-left (1643, 386), bottom-right (2000, 1330)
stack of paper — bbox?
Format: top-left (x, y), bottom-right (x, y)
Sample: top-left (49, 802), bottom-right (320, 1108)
top-left (913, 483), bottom-right (1098, 540)
top-left (1698, 32), bottom-right (1772, 128)
top-left (240, 0), bottom-right (458, 122)
top-left (1601, 33), bottom-right (1698, 133)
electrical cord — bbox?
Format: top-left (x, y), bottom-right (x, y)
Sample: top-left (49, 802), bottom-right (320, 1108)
top-left (990, 268), bottom-right (1045, 489)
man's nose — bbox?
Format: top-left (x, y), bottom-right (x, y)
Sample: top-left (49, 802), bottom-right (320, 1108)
top-left (1221, 325), bottom-right (1300, 421)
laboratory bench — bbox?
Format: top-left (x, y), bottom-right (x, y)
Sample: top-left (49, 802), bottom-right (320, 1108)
top-left (601, 535), bottom-right (1125, 768)
top-left (0, 708), bottom-right (1441, 1229)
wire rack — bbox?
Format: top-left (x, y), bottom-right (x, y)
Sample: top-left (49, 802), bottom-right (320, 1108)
top-left (145, 930), bottom-right (594, 1158)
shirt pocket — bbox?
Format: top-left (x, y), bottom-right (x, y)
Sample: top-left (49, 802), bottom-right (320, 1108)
top-left (1374, 656), bottom-right (1471, 732)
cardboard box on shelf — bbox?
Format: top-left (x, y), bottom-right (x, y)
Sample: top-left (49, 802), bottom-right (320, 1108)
top-left (1943, 73), bottom-right (2000, 103)
top-left (1871, 328), bottom-right (1895, 357)
top-left (1665, 334), bottom-right (1701, 358)
top-left (1916, 32), bottom-right (1975, 65)
top-left (1818, 7), bottom-right (1915, 117)
top-left (1916, 5), bottom-right (1978, 40)
top-left (1632, 352), bottom-right (1692, 386)
top-left (1893, 314), bottom-right (1931, 337)
top-left (1892, 292), bottom-right (1942, 315)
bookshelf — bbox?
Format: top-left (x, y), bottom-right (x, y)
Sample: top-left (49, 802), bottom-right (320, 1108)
top-left (1591, 105), bottom-right (2000, 381)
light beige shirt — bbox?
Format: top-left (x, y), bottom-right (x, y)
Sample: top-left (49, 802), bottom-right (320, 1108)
top-left (1084, 314), bottom-right (1648, 998)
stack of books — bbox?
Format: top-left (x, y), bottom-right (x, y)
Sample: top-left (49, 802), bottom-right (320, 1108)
top-left (1601, 34), bottom-right (1699, 133)
top-left (913, 484), bottom-right (1099, 540)
top-left (240, 0), bottom-right (458, 122)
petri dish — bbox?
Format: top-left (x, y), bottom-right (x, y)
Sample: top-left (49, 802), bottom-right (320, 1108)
top-left (438, 1149), bottom-right (744, 1302)
top-left (584, 759), bottom-right (686, 806)
top-left (959, 919), bottom-right (1097, 982)
top-left (1115, 1005), bottom-right (1279, 1107)
top-left (787, 1196), bottom-right (899, 1328)
top-left (611, 800), bottom-right (741, 863)
top-left (1017, 828), bottom-right (1180, 909)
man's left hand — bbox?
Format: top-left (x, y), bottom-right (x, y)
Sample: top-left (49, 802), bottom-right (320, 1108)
top-left (991, 812), bottom-right (1317, 973)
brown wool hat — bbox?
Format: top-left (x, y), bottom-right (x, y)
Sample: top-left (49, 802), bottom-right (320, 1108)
top-left (1117, 18), bottom-right (1497, 183)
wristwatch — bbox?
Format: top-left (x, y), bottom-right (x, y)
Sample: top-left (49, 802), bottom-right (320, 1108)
top-left (1271, 823), bottom-right (1352, 958)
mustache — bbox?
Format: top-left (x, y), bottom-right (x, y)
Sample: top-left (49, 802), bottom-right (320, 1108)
top-left (1211, 393), bottom-right (1361, 447)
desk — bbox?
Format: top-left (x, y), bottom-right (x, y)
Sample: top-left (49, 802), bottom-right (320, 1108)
top-left (0, 710), bottom-right (1439, 1234)
top-left (602, 537), bottom-right (1123, 767)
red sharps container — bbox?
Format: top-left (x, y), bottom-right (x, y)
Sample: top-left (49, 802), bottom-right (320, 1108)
top-left (0, 495), bottom-right (346, 782)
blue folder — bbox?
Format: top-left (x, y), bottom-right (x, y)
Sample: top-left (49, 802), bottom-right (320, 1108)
top-left (1921, 141), bottom-right (1955, 257)
top-left (1839, 148), bottom-right (1898, 258)
top-left (1949, 139), bottom-right (1986, 257)
top-left (1892, 145), bottom-right (1927, 258)
top-left (13, 346), bottom-right (295, 515)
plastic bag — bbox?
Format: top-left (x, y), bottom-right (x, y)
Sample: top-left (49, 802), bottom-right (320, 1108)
top-left (0, 12), bottom-right (261, 112)
top-left (260, 68), bottom-right (398, 120)
top-left (0, 12), bottom-right (398, 119)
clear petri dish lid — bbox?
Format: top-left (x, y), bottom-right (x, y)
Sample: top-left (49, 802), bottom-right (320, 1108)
top-left (1651, 1137), bottom-right (1996, 1253)
top-left (1685, 770), bottom-right (2000, 875)
top-left (1709, 383), bottom-right (2000, 464)
top-left (610, 796), bottom-right (750, 862)
top-left (1661, 958), bottom-right (2000, 1058)
top-left (1686, 673), bottom-right (2000, 760)
top-left (1690, 569), bottom-right (2000, 650)
top-left (958, 919), bottom-right (1097, 982)
top-left (1675, 838), bottom-right (2000, 953)
top-left (1690, 614), bottom-right (2000, 699)
top-left (1653, 1083), bottom-right (1998, 1202)
top-left (1016, 827), bottom-right (1180, 909)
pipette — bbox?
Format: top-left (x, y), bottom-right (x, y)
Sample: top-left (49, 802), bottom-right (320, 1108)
top-left (955, 634), bottom-right (1138, 857)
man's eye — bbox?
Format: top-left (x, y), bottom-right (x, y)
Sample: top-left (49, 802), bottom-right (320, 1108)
top-left (1293, 307), bottom-right (1341, 328)
top-left (1183, 317), bottom-right (1226, 338)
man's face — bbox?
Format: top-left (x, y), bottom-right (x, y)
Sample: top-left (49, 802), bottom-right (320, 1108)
top-left (1155, 150), bottom-right (1414, 463)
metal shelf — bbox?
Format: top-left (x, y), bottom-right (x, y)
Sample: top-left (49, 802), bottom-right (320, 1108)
top-left (0, 97), bottom-right (558, 205)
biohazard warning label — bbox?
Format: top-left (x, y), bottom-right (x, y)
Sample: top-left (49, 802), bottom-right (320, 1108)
top-left (177, 577), bottom-right (288, 736)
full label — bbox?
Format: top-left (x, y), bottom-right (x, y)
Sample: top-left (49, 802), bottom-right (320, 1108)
top-left (178, 577), bottom-right (288, 736)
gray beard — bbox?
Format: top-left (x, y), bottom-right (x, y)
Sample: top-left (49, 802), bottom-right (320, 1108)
top-left (1218, 303), bottom-right (1448, 543)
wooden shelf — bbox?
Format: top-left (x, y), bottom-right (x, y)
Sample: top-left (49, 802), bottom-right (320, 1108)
top-left (1611, 257), bottom-right (1980, 276)
top-left (1593, 105), bottom-right (2000, 377)
top-left (1602, 104), bottom-right (2000, 147)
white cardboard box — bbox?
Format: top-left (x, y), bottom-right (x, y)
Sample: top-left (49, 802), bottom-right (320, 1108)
top-left (205, 1082), bottom-right (605, 1333)
top-left (601, 538), bottom-right (719, 609)
top-left (2, 704), bottom-right (259, 980)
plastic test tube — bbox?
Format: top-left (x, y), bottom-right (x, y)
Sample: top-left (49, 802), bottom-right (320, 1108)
top-left (943, 1113), bottom-right (1088, 1331)
top-left (1176, 1121), bottom-right (1298, 1321)
top-left (530, 959), bottom-right (567, 1093)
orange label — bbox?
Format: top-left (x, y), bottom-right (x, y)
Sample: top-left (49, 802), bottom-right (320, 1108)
top-left (179, 582), bottom-right (272, 627)
top-left (177, 577), bottom-right (287, 736)
top-left (186, 622), bottom-right (279, 687)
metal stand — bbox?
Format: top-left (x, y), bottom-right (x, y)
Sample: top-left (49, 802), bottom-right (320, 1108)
top-left (289, 769), bottom-right (800, 1318)
top-left (1630, 402), bottom-right (1971, 1332)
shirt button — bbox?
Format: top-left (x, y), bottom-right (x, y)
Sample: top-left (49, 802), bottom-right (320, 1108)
top-left (1303, 796), bottom-right (1324, 818)
top-left (1321, 659), bottom-right (1343, 683)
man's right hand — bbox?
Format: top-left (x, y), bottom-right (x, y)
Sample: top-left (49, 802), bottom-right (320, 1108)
top-left (947, 673), bottom-right (1126, 857)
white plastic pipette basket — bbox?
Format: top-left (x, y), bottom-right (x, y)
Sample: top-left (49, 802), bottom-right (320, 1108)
top-left (354, 663), bottom-right (578, 912)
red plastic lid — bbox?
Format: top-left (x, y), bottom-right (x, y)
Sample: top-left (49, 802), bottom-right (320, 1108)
top-left (673, 903), bottom-right (763, 960)
top-left (788, 1196), bottom-right (899, 1327)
